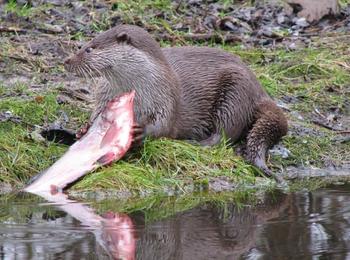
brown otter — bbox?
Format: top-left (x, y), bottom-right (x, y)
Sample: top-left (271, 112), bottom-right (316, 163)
top-left (64, 25), bottom-right (288, 177)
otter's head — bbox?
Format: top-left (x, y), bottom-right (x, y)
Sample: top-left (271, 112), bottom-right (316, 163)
top-left (64, 25), bottom-right (167, 82)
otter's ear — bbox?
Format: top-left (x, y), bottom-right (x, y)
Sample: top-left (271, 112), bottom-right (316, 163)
top-left (115, 32), bottom-right (130, 44)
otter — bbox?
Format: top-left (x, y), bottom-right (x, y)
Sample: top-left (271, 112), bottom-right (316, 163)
top-left (64, 25), bottom-right (288, 177)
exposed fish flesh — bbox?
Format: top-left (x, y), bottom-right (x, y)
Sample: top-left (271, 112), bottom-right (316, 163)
top-left (24, 91), bottom-right (135, 193)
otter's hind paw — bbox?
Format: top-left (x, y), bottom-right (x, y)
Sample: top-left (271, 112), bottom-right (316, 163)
top-left (254, 160), bottom-right (287, 186)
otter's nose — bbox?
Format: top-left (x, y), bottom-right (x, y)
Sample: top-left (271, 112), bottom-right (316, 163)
top-left (64, 58), bottom-right (71, 65)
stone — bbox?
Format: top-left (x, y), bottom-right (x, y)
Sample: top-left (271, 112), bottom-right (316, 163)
top-left (277, 14), bottom-right (286, 24)
top-left (295, 17), bottom-right (309, 27)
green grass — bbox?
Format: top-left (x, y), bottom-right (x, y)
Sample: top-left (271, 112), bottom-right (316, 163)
top-left (0, 87), bottom-right (88, 185)
top-left (73, 138), bottom-right (258, 194)
top-left (340, 0), bottom-right (350, 7)
top-left (3, 0), bottom-right (54, 19)
top-left (4, 0), bottom-right (32, 17)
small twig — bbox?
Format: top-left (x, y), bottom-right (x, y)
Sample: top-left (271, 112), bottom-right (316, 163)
top-left (313, 107), bottom-right (326, 118)
top-left (0, 54), bottom-right (28, 63)
top-left (335, 130), bottom-right (350, 134)
top-left (0, 111), bottom-right (39, 129)
top-left (311, 119), bottom-right (336, 131)
top-left (333, 60), bottom-right (350, 71)
top-left (174, 0), bottom-right (183, 13)
top-left (0, 26), bottom-right (27, 34)
top-left (311, 118), bottom-right (346, 132)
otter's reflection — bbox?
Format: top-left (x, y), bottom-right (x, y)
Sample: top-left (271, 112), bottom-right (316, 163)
top-left (133, 192), bottom-right (289, 260)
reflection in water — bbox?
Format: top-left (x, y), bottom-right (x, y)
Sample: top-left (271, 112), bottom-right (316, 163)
top-left (249, 185), bottom-right (350, 260)
top-left (0, 191), bottom-right (136, 260)
top-left (134, 191), bottom-right (289, 260)
top-left (0, 184), bottom-right (349, 259)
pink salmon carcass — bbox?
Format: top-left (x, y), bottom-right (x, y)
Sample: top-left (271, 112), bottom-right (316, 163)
top-left (24, 91), bottom-right (135, 194)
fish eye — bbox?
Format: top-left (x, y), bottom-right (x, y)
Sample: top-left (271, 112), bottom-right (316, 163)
top-left (85, 47), bottom-right (93, 53)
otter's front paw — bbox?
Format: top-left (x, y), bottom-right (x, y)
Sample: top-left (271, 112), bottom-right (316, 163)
top-left (131, 123), bottom-right (145, 147)
top-left (76, 122), bottom-right (91, 139)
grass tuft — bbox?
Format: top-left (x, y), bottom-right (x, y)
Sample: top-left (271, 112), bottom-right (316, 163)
top-left (4, 0), bottom-right (32, 17)
top-left (73, 138), bottom-right (256, 194)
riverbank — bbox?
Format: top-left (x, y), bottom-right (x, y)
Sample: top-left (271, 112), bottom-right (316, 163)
top-left (0, 0), bottom-right (349, 196)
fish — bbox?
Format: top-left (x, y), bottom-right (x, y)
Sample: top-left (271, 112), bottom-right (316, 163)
top-left (24, 90), bottom-right (135, 194)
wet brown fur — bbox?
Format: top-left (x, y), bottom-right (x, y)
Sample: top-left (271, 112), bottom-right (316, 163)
top-left (64, 25), bottom-right (288, 176)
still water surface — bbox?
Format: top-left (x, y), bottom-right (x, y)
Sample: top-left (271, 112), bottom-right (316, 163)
top-left (0, 184), bottom-right (349, 259)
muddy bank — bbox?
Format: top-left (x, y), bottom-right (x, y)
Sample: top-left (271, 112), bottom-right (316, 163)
top-left (1, 0), bottom-right (350, 46)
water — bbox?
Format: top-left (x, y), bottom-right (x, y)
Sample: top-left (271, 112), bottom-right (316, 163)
top-left (0, 184), bottom-right (350, 259)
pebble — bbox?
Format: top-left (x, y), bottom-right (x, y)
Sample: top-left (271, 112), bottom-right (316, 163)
top-left (270, 145), bottom-right (291, 159)
top-left (277, 14), bottom-right (286, 24)
top-left (39, 23), bottom-right (64, 33)
top-left (295, 17), bottom-right (309, 27)
top-left (288, 42), bottom-right (297, 50)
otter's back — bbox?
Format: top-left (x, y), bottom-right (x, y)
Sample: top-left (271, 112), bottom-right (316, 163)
top-left (162, 46), bottom-right (263, 90)
top-left (162, 46), bottom-right (268, 140)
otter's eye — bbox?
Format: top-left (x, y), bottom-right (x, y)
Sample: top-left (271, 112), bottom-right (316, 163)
top-left (85, 47), bottom-right (93, 53)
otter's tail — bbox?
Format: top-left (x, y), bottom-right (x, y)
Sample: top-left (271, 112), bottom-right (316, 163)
top-left (246, 99), bottom-right (288, 177)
